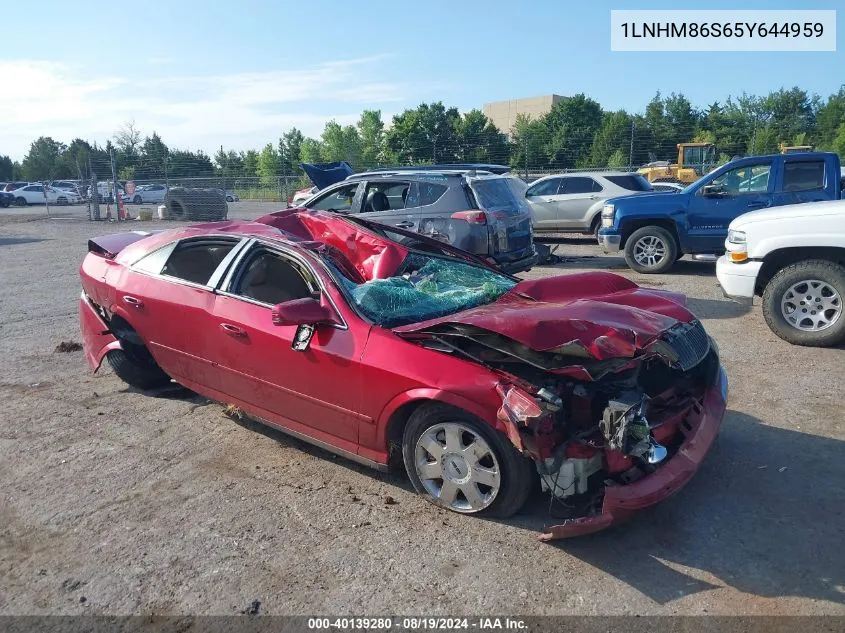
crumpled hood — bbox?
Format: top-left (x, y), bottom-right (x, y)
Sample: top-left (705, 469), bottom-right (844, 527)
top-left (394, 272), bottom-right (694, 361)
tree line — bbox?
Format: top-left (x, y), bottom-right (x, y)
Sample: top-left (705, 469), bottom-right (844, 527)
top-left (3, 85), bottom-right (845, 185)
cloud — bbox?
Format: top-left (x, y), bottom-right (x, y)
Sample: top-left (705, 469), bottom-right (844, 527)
top-left (0, 56), bottom-right (407, 160)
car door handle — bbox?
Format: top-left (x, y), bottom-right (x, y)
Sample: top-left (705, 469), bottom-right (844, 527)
top-left (544, 198), bottom-right (555, 203)
top-left (747, 201), bottom-right (770, 209)
top-left (219, 323), bottom-right (247, 337)
top-left (395, 221), bottom-right (414, 228)
top-left (122, 296), bottom-right (144, 308)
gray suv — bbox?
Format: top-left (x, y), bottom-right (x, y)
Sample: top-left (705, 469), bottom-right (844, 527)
top-left (299, 168), bottom-right (537, 274)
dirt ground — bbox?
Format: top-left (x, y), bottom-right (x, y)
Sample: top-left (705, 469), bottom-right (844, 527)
top-left (0, 202), bottom-right (843, 616)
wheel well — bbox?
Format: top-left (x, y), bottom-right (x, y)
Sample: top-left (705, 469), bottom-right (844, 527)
top-left (108, 315), bottom-right (145, 346)
top-left (756, 247), bottom-right (845, 295)
top-left (384, 400), bottom-right (428, 470)
top-left (619, 219), bottom-right (681, 250)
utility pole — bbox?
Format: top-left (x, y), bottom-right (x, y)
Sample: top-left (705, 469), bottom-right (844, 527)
top-left (524, 137), bottom-right (528, 180)
top-left (109, 147), bottom-right (120, 222)
top-left (89, 155), bottom-right (99, 221)
top-left (629, 122), bottom-right (636, 171)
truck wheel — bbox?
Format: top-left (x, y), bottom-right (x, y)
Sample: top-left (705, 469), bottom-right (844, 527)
top-left (761, 260), bottom-right (845, 347)
top-left (624, 226), bottom-right (678, 274)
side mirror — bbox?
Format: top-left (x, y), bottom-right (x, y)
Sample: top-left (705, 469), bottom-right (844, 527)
top-left (271, 297), bottom-right (336, 327)
top-left (272, 297), bottom-right (339, 351)
top-left (701, 184), bottom-right (725, 197)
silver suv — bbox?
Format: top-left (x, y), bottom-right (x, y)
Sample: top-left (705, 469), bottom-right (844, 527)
top-left (525, 171), bottom-right (653, 237)
top-left (299, 167), bottom-right (537, 274)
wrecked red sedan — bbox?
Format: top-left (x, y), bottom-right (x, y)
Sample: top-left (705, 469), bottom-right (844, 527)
top-left (79, 209), bottom-right (727, 539)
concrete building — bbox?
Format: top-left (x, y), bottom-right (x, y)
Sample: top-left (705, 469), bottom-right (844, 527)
top-left (482, 94), bottom-right (564, 135)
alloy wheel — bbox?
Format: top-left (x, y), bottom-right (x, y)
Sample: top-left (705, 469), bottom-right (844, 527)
top-left (632, 235), bottom-right (667, 268)
top-left (414, 422), bottom-right (501, 513)
top-left (780, 279), bottom-right (841, 332)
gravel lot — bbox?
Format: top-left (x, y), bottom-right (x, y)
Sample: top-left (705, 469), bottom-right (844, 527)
top-left (1, 202), bottom-right (843, 616)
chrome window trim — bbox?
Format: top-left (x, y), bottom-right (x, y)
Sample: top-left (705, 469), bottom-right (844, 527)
top-left (126, 235), bottom-right (246, 292)
top-left (216, 238), bottom-right (349, 332)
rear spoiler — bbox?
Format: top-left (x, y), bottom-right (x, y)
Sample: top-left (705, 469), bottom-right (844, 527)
top-left (87, 231), bottom-right (158, 259)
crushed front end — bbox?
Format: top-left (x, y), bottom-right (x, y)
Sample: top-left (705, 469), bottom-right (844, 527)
top-left (494, 319), bottom-right (727, 539)
top-left (404, 310), bottom-right (727, 539)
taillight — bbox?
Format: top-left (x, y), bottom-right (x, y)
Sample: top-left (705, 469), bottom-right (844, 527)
top-left (451, 210), bottom-right (487, 224)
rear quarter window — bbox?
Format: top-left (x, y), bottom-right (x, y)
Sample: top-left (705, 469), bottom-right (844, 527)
top-left (405, 182), bottom-right (448, 208)
top-left (605, 175), bottom-right (651, 192)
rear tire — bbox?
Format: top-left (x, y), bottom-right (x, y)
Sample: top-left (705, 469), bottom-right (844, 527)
top-left (624, 225), bottom-right (678, 274)
top-left (761, 259), bottom-right (845, 347)
top-left (106, 348), bottom-right (171, 390)
top-left (402, 403), bottom-right (535, 518)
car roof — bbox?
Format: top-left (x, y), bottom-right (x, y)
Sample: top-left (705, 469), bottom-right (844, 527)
top-left (362, 163), bottom-right (511, 174)
top-left (535, 171), bottom-right (640, 180)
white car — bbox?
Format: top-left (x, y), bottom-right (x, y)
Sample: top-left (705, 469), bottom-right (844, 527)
top-left (650, 182), bottom-right (686, 193)
top-left (123, 183), bottom-right (168, 204)
top-left (88, 181), bottom-right (125, 203)
top-left (524, 171), bottom-right (653, 236)
top-left (290, 185), bottom-right (317, 207)
top-left (11, 184), bottom-right (82, 206)
top-left (717, 199), bottom-right (845, 347)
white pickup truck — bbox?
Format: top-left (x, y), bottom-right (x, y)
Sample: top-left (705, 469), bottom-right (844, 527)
top-left (716, 199), bottom-right (845, 347)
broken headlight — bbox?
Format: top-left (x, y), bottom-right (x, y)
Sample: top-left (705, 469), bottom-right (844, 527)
top-left (600, 392), bottom-right (667, 465)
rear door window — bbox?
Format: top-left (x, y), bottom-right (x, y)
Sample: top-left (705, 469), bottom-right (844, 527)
top-left (559, 177), bottom-right (602, 194)
top-left (160, 238), bottom-right (239, 286)
top-left (782, 161), bottom-right (825, 192)
top-left (362, 181), bottom-right (411, 212)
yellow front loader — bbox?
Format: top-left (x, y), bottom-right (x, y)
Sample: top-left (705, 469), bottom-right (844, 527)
top-left (638, 142), bottom-right (716, 185)
top-left (780, 143), bottom-right (814, 154)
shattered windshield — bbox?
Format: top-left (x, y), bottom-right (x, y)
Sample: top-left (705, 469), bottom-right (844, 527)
top-left (333, 254), bottom-right (518, 328)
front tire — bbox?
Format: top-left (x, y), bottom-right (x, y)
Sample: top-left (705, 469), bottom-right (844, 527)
top-left (624, 225), bottom-right (678, 274)
top-left (402, 403), bottom-right (535, 518)
top-left (106, 348), bottom-right (171, 390)
top-left (761, 260), bottom-right (845, 347)
top-left (15, 197), bottom-right (27, 207)
top-left (133, 195), bottom-right (142, 204)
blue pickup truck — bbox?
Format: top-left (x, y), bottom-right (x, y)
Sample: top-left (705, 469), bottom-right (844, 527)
top-left (598, 151), bottom-right (843, 273)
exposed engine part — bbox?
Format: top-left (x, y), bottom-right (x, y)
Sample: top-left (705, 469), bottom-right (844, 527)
top-left (600, 392), bottom-right (667, 464)
top-left (538, 454), bottom-right (603, 499)
top-left (537, 387), bottom-right (563, 411)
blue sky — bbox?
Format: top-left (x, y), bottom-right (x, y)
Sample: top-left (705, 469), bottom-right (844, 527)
top-left (1, 0), bottom-right (841, 159)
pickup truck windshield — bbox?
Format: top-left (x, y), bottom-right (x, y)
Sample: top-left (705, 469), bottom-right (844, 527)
top-left (333, 254), bottom-right (517, 328)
